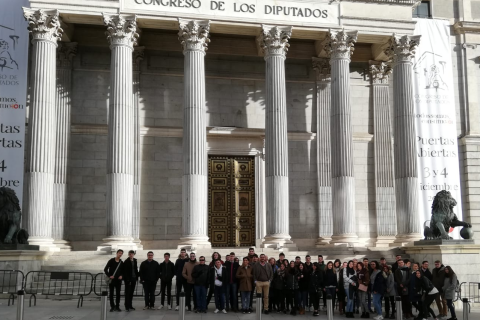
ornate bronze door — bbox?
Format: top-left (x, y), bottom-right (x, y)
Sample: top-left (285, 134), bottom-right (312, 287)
top-left (208, 156), bottom-right (255, 247)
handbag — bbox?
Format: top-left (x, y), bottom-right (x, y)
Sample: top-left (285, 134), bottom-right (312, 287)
top-left (358, 284), bottom-right (368, 292)
top-left (105, 260), bottom-right (122, 286)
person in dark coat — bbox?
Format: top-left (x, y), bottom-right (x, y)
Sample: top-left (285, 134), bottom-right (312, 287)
top-left (432, 260), bottom-right (447, 318)
top-left (158, 252), bottom-right (175, 309)
top-left (174, 249), bottom-right (189, 311)
top-left (414, 270), bottom-right (439, 320)
top-left (420, 261), bottom-right (433, 281)
top-left (224, 252), bottom-right (240, 312)
top-left (207, 252), bottom-right (223, 307)
top-left (210, 259), bottom-right (227, 313)
top-left (394, 259), bottom-right (412, 318)
top-left (122, 250), bottom-right (139, 311)
top-left (309, 263), bottom-right (324, 316)
top-left (104, 249), bottom-right (124, 312)
top-left (409, 263), bottom-right (422, 316)
top-left (139, 251), bottom-right (160, 310)
top-left (192, 256), bottom-right (210, 313)
top-left (324, 261), bottom-right (338, 315)
top-left (271, 263), bottom-right (287, 312)
top-left (285, 260), bottom-right (299, 316)
top-left (370, 261), bottom-right (387, 320)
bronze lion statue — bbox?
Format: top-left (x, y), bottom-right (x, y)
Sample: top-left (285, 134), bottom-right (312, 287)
top-left (0, 186), bottom-right (29, 244)
top-left (423, 190), bottom-right (471, 240)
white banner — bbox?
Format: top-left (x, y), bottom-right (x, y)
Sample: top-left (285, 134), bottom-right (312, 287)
top-left (122, 0), bottom-right (340, 27)
top-left (0, 0), bottom-right (29, 203)
top-left (412, 19), bottom-right (462, 237)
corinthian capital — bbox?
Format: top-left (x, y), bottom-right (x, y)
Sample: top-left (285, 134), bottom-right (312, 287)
top-left (323, 29), bottom-right (358, 61)
top-left (103, 14), bottom-right (139, 48)
top-left (178, 19), bottom-right (210, 53)
top-left (385, 34), bottom-right (421, 64)
top-left (257, 25), bottom-right (292, 58)
top-left (56, 42), bottom-right (77, 69)
top-left (23, 8), bottom-right (63, 44)
top-left (312, 58), bottom-right (331, 82)
top-left (369, 61), bottom-right (392, 85)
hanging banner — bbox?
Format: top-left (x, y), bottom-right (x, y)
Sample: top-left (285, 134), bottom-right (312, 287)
top-left (0, 0), bottom-right (29, 204)
top-left (412, 19), bottom-right (462, 237)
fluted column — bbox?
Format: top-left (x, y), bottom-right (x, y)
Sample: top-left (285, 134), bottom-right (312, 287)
top-left (178, 19), bottom-right (211, 248)
top-left (23, 8), bottom-right (63, 250)
top-left (369, 61), bottom-right (397, 247)
top-left (255, 150), bottom-right (266, 247)
top-left (257, 25), bottom-right (294, 248)
top-left (53, 42), bottom-right (77, 250)
top-left (385, 34), bottom-right (422, 242)
top-left (323, 30), bottom-right (358, 244)
top-left (132, 46), bottom-right (144, 250)
top-left (312, 58), bottom-right (333, 246)
top-left (99, 14), bottom-right (139, 251)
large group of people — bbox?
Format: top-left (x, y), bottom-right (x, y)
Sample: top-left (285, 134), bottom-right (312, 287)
top-left (104, 249), bottom-right (459, 320)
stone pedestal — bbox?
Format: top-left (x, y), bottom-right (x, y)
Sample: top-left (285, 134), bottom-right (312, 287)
top-left (323, 30), bottom-right (358, 244)
top-left (386, 35), bottom-right (423, 244)
top-left (22, 8), bottom-right (63, 252)
top-left (98, 14), bottom-right (139, 252)
top-left (404, 241), bottom-right (480, 283)
top-left (177, 19), bottom-right (211, 249)
top-left (0, 250), bottom-right (48, 274)
top-left (257, 25), bottom-right (295, 249)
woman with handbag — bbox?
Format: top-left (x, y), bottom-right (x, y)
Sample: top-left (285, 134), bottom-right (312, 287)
top-left (103, 249), bottom-right (124, 312)
top-left (356, 262), bottom-right (370, 318)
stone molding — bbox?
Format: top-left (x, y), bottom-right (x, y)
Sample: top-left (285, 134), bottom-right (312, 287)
top-left (369, 60), bottom-right (392, 84)
top-left (103, 13), bottom-right (139, 48)
top-left (178, 19), bottom-right (210, 53)
top-left (385, 34), bottom-right (421, 64)
top-left (257, 25), bottom-right (292, 58)
top-left (312, 57), bottom-right (331, 82)
top-left (56, 42), bottom-right (77, 69)
top-left (323, 29), bottom-right (358, 61)
top-left (23, 8), bottom-right (63, 44)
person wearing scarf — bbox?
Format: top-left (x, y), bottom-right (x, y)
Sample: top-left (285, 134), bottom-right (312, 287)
top-left (271, 264), bottom-right (286, 313)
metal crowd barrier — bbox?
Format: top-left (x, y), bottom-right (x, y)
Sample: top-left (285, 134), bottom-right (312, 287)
top-left (93, 273), bottom-right (162, 297)
top-left (24, 271), bottom-right (93, 308)
top-left (460, 282), bottom-right (480, 303)
top-left (0, 270), bottom-right (25, 306)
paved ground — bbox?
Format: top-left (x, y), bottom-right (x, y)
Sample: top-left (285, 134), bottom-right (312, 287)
top-left (1, 298), bottom-right (479, 320)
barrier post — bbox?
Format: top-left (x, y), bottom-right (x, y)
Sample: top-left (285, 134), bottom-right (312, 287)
top-left (326, 294), bottom-right (333, 320)
top-left (179, 292), bottom-right (185, 320)
top-left (395, 296), bottom-right (402, 320)
top-left (16, 290), bottom-right (24, 320)
top-left (256, 293), bottom-right (262, 320)
top-left (100, 291), bottom-right (108, 320)
top-left (463, 298), bottom-right (469, 320)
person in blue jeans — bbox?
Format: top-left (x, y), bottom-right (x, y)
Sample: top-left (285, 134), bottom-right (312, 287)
top-left (323, 261), bottom-right (338, 314)
top-left (342, 260), bottom-right (357, 318)
top-left (210, 259), bottom-right (227, 313)
top-left (370, 261), bottom-right (387, 320)
top-left (191, 256), bottom-right (209, 313)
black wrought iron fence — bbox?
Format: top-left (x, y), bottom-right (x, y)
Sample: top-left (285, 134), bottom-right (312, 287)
top-left (93, 273), bottom-right (162, 297)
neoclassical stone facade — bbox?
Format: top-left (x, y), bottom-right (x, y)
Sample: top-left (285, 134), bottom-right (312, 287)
top-left (18, 0), bottom-right (480, 251)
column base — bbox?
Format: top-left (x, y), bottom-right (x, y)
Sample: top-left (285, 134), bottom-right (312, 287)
top-left (330, 234), bottom-right (359, 245)
top-left (262, 234), bottom-right (297, 250)
top-left (97, 236), bottom-right (139, 253)
top-left (177, 236), bottom-right (211, 251)
top-left (315, 237), bottom-right (332, 247)
top-left (374, 236), bottom-right (396, 248)
top-left (133, 238), bottom-right (144, 250)
top-left (53, 239), bottom-right (72, 251)
top-left (28, 237), bottom-right (60, 252)
top-left (394, 233), bottom-right (422, 246)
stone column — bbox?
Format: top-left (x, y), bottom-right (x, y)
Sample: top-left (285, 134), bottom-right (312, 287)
top-left (369, 61), bottom-right (397, 247)
top-left (132, 46), bottom-right (144, 250)
top-left (255, 150), bottom-right (266, 247)
top-left (323, 30), bottom-right (358, 244)
top-left (312, 58), bottom-right (333, 246)
top-left (23, 9), bottom-right (63, 251)
top-left (257, 25), bottom-right (294, 248)
top-left (178, 19), bottom-right (211, 249)
top-left (385, 35), bottom-right (422, 243)
top-left (53, 41), bottom-right (77, 250)
top-left (99, 14), bottom-right (139, 251)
